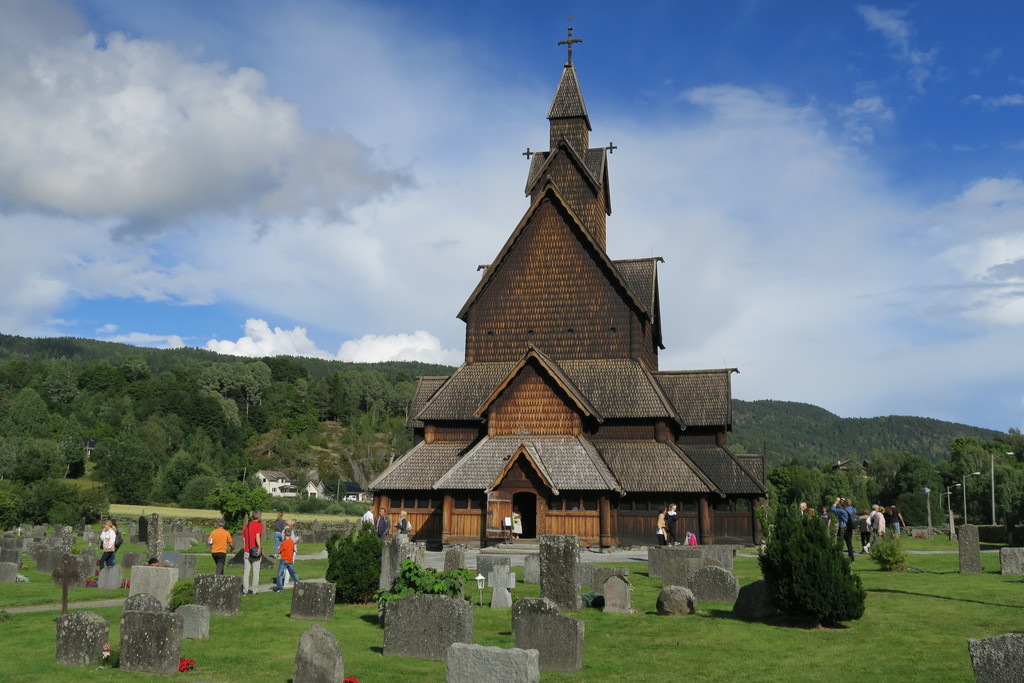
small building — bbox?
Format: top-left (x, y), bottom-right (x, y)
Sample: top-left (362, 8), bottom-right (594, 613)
top-left (304, 480), bottom-right (326, 499)
top-left (256, 470), bottom-right (298, 498)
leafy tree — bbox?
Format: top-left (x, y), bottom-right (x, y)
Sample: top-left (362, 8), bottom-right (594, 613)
top-left (44, 359), bottom-right (79, 404)
top-left (93, 431), bottom-right (156, 504)
top-left (208, 480), bottom-right (271, 532)
top-left (7, 387), bottom-right (52, 439)
top-left (154, 450), bottom-right (215, 504)
top-left (0, 485), bottom-right (19, 530)
top-left (19, 478), bottom-right (109, 525)
top-left (326, 524), bottom-right (382, 604)
top-left (759, 504), bottom-right (865, 626)
top-left (179, 475), bottom-right (222, 510)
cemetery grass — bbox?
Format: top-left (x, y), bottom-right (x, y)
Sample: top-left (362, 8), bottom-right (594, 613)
top-left (108, 503), bottom-right (359, 525)
top-left (0, 551), bottom-right (1019, 681)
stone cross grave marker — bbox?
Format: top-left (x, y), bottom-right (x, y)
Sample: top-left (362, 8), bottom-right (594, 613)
top-left (52, 553), bottom-right (83, 614)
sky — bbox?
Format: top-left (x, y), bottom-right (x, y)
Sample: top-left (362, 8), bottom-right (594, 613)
top-left (2, 1), bottom-right (1023, 433)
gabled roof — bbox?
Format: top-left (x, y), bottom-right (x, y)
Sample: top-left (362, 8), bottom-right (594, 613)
top-left (406, 376), bottom-right (450, 428)
top-left (653, 369), bottom-right (736, 428)
top-left (547, 63), bottom-right (591, 128)
top-left (475, 346), bottom-right (602, 421)
top-left (591, 439), bottom-right (718, 494)
top-left (457, 183), bottom-right (648, 322)
top-left (368, 440), bottom-right (475, 491)
top-left (257, 470), bottom-right (289, 481)
top-left (433, 435), bottom-right (621, 493)
top-left (679, 443), bottom-right (767, 495)
top-left (614, 257), bottom-right (664, 349)
top-left (524, 140), bottom-right (602, 197)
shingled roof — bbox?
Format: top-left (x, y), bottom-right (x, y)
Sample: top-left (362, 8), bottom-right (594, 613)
top-left (592, 439), bottom-right (717, 494)
top-left (654, 369), bottom-right (735, 428)
top-left (547, 63), bottom-right (591, 127)
top-left (406, 376), bottom-right (450, 428)
top-left (368, 440), bottom-right (474, 491)
top-left (679, 444), bottom-right (766, 495)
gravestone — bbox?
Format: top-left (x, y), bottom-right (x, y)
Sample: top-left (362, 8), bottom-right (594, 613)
top-left (383, 594), bottom-right (474, 661)
top-left (291, 581), bottom-right (336, 621)
top-left (171, 533), bottom-right (193, 552)
top-left (176, 553), bottom-right (197, 581)
top-left (121, 592), bottom-right (164, 615)
top-left (648, 545), bottom-right (701, 578)
top-left (579, 562), bottom-right (593, 589)
top-left (294, 623), bottom-right (345, 683)
top-left (590, 567), bottom-right (628, 595)
top-left (959, 524), bottom-right (982, 574)
top-left (968, 633), bottom-right (1024, 683)
top-left (523, 554), bottom-right (540, 584)
top-left (137, 516), bottom-right (148, 544)
top-left (380, 535), bottom-right (421, 591)
top-left (602, 574), bottom-right (632, 614)
top-left (35, 548), bottom-right (62, 574)
top-left (175, 604), bottom-right (210, 640)
top-left (475, 555), bottom-right (511, 588)
top-left (539, 535), bottom-right (581, 612)
top-left (513, 612), bottom-right (584, 673)
top-left (227, 549), bottom-right (246, 567)
top-left (490, 570), bottom-right (514, 609)
top-left (662, 557), bottom-right (709, 588)
top-left (97, 565), bottom-right (124, 590)
top-left (998, 547), bottom-right (1024, 575)
top-left (129, 565), bottom-right (178, 608)
top-left (146, 513), bottom-right (163, 563)
top-left (446, 643), bottom-right (540, 683)
top-left (444, 547), bottom-right (465, 573)
top-left (56, 611), bottom-right (109, 666)
top-left (701, 545), bottom-right (738, 571)
top-left (72, 552), bottom-right (95, 585)
top-left (59, 526), bottom-right (75, 553)
top-left (119, 610), bottom-right (183, 675)
top-left (194, 573), bottom-right (243, 616)
top-left (733, 580), bottom-right (777, 621)
top-left (511, 597), bottom-right (560, 637)
top-left (657, 586), bottom-right (697, 615)
top-left (489, 568), bottom-right (516, 589)
top-left (687, 565), bottom-right (739, 603)
top-left (121, 552), bottom-right (141, 571)
top-left (0, 562), bottom-right (18, 583)
top-left (52, 554), bottom-right (84, 613)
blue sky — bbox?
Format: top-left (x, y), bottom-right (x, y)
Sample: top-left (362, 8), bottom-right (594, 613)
top-left (2, 1), bottom-right (1024, 432)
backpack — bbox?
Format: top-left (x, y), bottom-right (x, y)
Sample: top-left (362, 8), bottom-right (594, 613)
top-left (114, 528), bottom-right (123, 550)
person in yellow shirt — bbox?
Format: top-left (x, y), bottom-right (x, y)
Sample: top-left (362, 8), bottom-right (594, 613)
top-left (207, 519), bottom-right (233, 575)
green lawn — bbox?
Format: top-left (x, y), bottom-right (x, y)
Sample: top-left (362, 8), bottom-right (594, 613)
top-left (0, 541), bottom-right (1019, 681)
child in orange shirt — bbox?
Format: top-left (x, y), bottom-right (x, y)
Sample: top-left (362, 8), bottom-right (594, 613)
top-left (272, 528), bottom-right (299, 592)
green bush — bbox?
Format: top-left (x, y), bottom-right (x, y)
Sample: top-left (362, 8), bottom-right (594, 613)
top-left (581, 590), bottom-right (605, 609)
top-left (374, 559), bottom-right (470, 607)
top-left (759, 505), bottom-right (866, 626)
top-left (325, 524), bottom-right (382, 604)
top-left (869, 531), bottom-right (906, 571)
top-left (168, 579), bottom-right (195, 611)
top-left (178, 475), bottom-right (222, 510)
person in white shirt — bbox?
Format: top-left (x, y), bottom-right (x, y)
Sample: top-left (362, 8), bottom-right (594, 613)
top-left (361, 508), bottom-right (374, 527)
top-left (99, 519), bottom-right (117, 567)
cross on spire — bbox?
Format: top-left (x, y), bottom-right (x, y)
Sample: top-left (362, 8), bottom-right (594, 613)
top-left (558, 26), bottom-right (582, 66)
top-left (606, 142), bottom-right (617, 154)
top-left (522, 147), bottom-right (534, 160)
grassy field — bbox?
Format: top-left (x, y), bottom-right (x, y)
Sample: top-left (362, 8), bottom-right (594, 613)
top-left (108, 503), bottom-right (359, 525)
top-left (0, 539), bottom-right (1019, 681)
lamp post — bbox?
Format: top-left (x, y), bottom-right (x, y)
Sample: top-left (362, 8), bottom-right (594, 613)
top-left (922, 487), bottom-right (932, 537)
top-left (944, 484), bottom-right (960, 540)
top-left (963, 471), bottom-right (981, 524)
top-left (475, 574), bottom-right (485, 607)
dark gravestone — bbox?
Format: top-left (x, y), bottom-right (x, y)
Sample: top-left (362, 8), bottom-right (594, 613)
top-left (511, 598), bottom-right (560, 638)
top-left (119, 611), bottom-right (183, 675)
top-left (121, 592), bottom-right (164, 616)
top-left (687, 565), bottom-right (740, 603)
top-left (227, 549), bottom-right (246, 567)
top-left (590, 567), bottom-right (629, 595)
top-left (523, 554), bottom-right (540, 584)
top-left (475, 555), bottom-right (511, 588)
top-left (968, 633), bottom-right (1024, 683)
top-left (0, 548), bottom-right (21, 565)
top-left (137, 516), bottom-right (148, 544)
top-left (0, 562), bottom-right (17, 583)
top-left (194, 573), bottom-right (243, 616)
top-left (294, 623), bottom-right (345, 683)
top-left (959, 524), bottom-right (982, 574)
top-left (733, 580), bottom-right (777, 621)
top-left (539, 535), bottom-right (581, 612)
top-left (998, 547), bottom-right (1024, 575)
top-left (56, 611), bottom-right (109, 666)
top-left (444, 547), bottom-right (465, 573)
top-left (146, 513), bottom-right (163, 563)
top-left (446, 643), bottom-right (540, 683)
top-left (175, 604), bottom-right (210, 640)
top-left (291, 582), bottom-right (336, 621)
top-left (657, 586), bottom-right (697, 615)
top-left (383, 594), bottom-right (474, 661)
top-left (513, 612), bottom-right (585, 673)
top-left (662, 557), bottom-right (709, 588)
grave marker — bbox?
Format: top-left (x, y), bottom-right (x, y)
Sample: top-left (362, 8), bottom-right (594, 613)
top-left (119, 611), bottom-right (183, 675)
top-left (602, 574), bottom-right (632, 614)
top-left (539, 535), bottom-right (581, 612)
top-left (194, 573), bottom-right (243, 616)
top-left (176, 604), bottom-right (210, 640)
top-left (446, 643), bottom-right (540, 683)
top-left (383, 594), bottom-right (473, 661)
top-left (294, 623), bottom-right (345, 683)
top-left (291, 581), bottom-right (336, 621)
top-left (968, 633), bottom-right (1024, 683)
top-left (959, 524), bottom-right (982, 574)
top-left (55, 611), bottom-right (109, 666)
top-left (513, 612), bottom-right (584, 673)
top-left (52, 554), bottom-right (83, 614)
top-left (146, 513), bottom-right (163, 562)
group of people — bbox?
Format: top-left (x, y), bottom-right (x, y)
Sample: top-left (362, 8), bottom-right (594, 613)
top-left (826, 498), bottom-right (906, 560)
top-left (209, 510), bottom-right (303, 594)
top-left (361, 507), bottom-right (412, 540)
top-left (655, 504), bottom-right (699, 546)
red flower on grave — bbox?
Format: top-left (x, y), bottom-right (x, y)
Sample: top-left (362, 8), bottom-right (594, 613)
top-left (178, 658), bottom-right (195, 672)
top-left (343, 677), bottom-right (360, 683)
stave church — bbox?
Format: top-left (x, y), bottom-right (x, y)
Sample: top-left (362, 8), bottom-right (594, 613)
top-left (368, 31), bottom-right (765, 546)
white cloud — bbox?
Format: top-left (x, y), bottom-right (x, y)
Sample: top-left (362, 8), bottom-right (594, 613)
top-left (857, 5), bottom-right (937, 92)
top-left (838, 96), bottom-right (893, 143)
top-left (104, 332), bottom-right (185, 349)
top-left (206, 319), bottom-right (328, 359)
top-left (964, 93), bottom-right (1024, 108)
top-left (96, 323), bottom-right (118, 333)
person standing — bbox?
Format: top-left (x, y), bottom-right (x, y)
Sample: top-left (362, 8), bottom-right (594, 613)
top-left (858, 509), bottom-right (872, 553)
top-left (361, 507), bottom-right (375, 528)
top-left (273, 512), bottom-right (286, 556)
top-left (283, 519), bottom-right (300, 588)
top-left (272, 528), bottom-right (299, 592)
top-left (831, 497), bottom-right (856, 561)
top-left (207, 519), bottom-right (233, 575)
top-left (242, 511), bottom-right (263, 595)
top-left (867, 504), bottom-right (886, 551)
top-left (666, 504), bottom-right (679, 545)
top-left (890, 505), bottom-right (906, 536)
top-left (655, 506), bottom-right (669, 546)
top-left (375, 508), bottom-right (391, 540)
top-left (99, 520), bottom-right (117, 568)
top-left (397, 510), bottom-right (413, 536)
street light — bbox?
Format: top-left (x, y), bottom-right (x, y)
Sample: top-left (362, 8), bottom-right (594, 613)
top-left (944, 484), bottom-right (960, 540)
top-left (963, 471), bottom-right (981, 524)
top-left (922, 487), bottom-right (932, 537)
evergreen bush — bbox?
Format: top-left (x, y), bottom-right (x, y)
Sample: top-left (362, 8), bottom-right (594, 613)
top-left (759, 505), bottom-right (865, 626)
top-left (168, 579), bottom-right (195, 611)
top-left (325, 524), bottom-right (382, 603)
top-left (869, 531), bottom-right (906, 571)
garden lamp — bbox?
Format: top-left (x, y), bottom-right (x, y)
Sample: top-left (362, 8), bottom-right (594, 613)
top-left (475, 573), bottom-right (485, 606)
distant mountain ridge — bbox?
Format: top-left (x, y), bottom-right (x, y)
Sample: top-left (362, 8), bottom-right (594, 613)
top-left (730, 399), bottom-right (1004, 466)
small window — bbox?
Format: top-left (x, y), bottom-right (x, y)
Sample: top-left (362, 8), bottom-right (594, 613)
top-left (455, 498), bottom-right (469, 510)
top-left (581, 496), bottom-right (598, 511)
top-left (549, 497), bottom-right (563, 511)
top-left (468, 497), bottom-right (483, 510)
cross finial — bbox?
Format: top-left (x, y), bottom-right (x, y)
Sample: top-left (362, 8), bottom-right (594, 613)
top-left (558, 26), bottom-right (582, 66)
top-left (522, 147), bottom-right (534, 160)
top-left (606, 142), bottom-right (617, 154)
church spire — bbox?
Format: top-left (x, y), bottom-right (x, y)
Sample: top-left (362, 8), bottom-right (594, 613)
top-left (547, 26), bottom-right (591, 153)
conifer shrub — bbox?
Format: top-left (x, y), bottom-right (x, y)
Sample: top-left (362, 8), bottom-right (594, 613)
top-left (168, 579), bottom-right (195, 611)
top-left (325, 524), bottom-right (382, 603)
top-left (869, 530), bottom-right (906, 571)
top-left (758, 505), bottom-right (865, 626)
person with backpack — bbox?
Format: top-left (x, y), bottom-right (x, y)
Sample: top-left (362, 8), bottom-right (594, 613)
top-left (831, 497), bottom-right (857, 561)
top-left (242, 511), bottom-right (263, 595)
top-left (99, 519), bottom-right (118, 568)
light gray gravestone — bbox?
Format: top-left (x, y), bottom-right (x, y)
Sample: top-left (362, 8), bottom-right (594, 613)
top-left (733, 579), bottom-right (777, 621)
top-left (382, 594), bottom-right (473, 661)
top-left (294, 623), bottom-right (345, 683)
top-left (475, 555), bottom-right (511, 588)
top-left (959, 524), bottom-right (982, 574)
top-left (56, 611), bottom-right (109, 666)
top-left (998, 547), bottom-right (1024, 575)
top-left (35, 548), bottom-right (62, 574)
top-left (602, 574), bottom-right (632, 614)
top-left (128, 565), bottom-right (178, 608)
top-left (0, 548), bottom-right (22, 566)
top-left (489, 568), bottom-right (516, 590)
top-left (176, 553), bottom-right (196, 581)
top-left (291, 581), bottom-right (336, 621)
top-left (172, 533), bottom-right (193, 552)
top-left (662, 557), bottom-right (710, 588)
top-left (59, 526), bottom-right (75, 553)
top-left (968, 633), bottom-right (1024, 683)
top-left (539, 535), bottom-right (581, 612)
top-left (121, 592), bottom-right (164, 616)
top-left (121, 551), bottom-right (141, 571)
top-left (446, 643), bottom-right (540, 683)
top-left (513, 612), bottom-right (585, 673)
top-left (444, 547), bottom-right (465, 573)
top-left (146, 513), bottom-right (163, 563)
top-left (0, 562), bottom-right (17, 583)
top-left (380, 535), bottom-right (422, 591)
top-left (194, 573), bottom-right (243, 616)
top-left (648, 545), bottom-right (701, 578)
top-left (175, 604), bottom-right (210, 640)
top-left (589, 567), bottom-right (629, 595)
top-left (119, 610), bottom-right (183, 675)
top-left (523, 553), bottom-right (540, 584)
top-left (97, 565), bottom-right (124, 590)
top-left (687, 565), bottom-right (740, 603)
top-left (511, 597), bottom-right (560, 637)
top-left (656, 585), bottom-right (697, 615)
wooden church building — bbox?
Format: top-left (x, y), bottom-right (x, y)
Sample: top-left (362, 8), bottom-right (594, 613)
top-left (368, 33), bottom-right (766, 547)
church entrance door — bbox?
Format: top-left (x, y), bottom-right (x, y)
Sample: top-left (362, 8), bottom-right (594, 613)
top-left (512, 491), bottom-right (537, 539)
